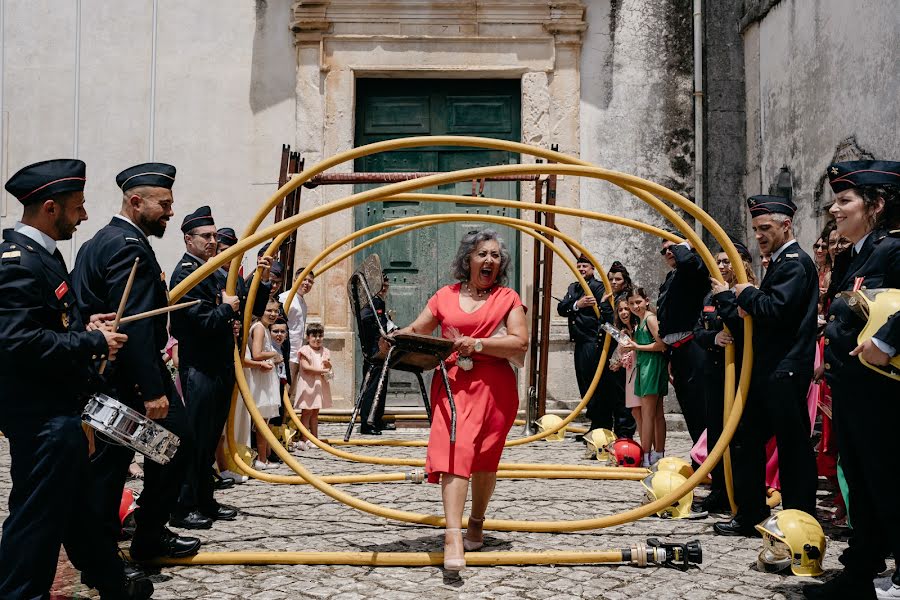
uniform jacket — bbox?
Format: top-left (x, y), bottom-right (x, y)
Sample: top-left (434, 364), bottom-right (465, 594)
top-left (657, 244), bottom-right (710, 337)
top-left (168, 253), bottom-right (269, 372)
top-left (359, 295), bottom-right (389, 361)
top-left (824, 229), bottom-right (900, 386)
top-left (693, 289), bottom-right (744, 370)
top-left (557, 277), bottom-right (606, 344)
top-left (0, 229), bottom-right (107, 420)
top-left (736, 241), bottom-right (818, 378)
top-left (72, 217), bottom-right (172, 411)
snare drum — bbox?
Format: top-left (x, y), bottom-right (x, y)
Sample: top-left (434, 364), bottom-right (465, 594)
top-left (82, 393), bottom-right (180, 464)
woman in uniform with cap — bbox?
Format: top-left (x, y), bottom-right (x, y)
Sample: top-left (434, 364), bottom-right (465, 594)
top-left (804, 161), bottom-right (900, 600)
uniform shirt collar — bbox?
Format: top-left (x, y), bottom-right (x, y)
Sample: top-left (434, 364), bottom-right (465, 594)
top-left (186, 251), bottom-right (207, 264)
top-left (13, 222), bottom-right (56, 254)
top-left (854, 232), bottom-right (872, 254)
top-left (113, 213), bottom-right (142, 232)
top-left (770, 238), bottom-right (797, 263)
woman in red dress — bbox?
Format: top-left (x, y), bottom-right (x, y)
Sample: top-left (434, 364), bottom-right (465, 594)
top-left (397, 229), bottom-right (528, 571)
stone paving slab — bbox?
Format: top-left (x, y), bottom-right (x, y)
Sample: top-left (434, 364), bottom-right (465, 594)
top-left (0, 425), bottom-right (849, 599)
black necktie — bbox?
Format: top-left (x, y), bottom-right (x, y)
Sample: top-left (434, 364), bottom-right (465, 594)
top-left (53, 248), bottom-right (68, 271)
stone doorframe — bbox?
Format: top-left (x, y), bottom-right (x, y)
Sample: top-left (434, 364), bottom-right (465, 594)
top-left (289, 1), bottom-right (586, 406)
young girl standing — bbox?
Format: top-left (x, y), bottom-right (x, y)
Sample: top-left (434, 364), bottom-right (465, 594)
top-left (610, 298), bottom-right (641, 440)
top-left (620, 288), bottom-right (668, 466)
top-left (244, 300), bottom-right (284, 469)
top-left (294, 322), bottom-right (332, 450)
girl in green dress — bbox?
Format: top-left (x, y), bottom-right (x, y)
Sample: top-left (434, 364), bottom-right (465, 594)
top-left (620, 287), bottom-right (668, 466)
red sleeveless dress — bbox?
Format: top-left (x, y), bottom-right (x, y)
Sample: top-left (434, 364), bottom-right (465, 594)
top-left (424, 283), bottom-right (523, 483)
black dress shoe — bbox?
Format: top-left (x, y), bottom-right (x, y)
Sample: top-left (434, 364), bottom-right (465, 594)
top-left (803, 570), bottom-right (877, 599)
top-left (201, 503), bottom-right (238, 521)
top-left (169, 510), bottom-right (213, 530)
top-left (713, 516), bottom-right (763, 537)
top-left (130, 527), bottom-right (201, 561)
top-left (360, 426), bottom-right (382, 435)
top-left (699, 490), bottom-right (731, 514)
top-left (379, 422), bottom-right (397, 431)
top-left (213, 472), bottom-right (235, 490)
top-left (95, 576), bottom-right (154, 600)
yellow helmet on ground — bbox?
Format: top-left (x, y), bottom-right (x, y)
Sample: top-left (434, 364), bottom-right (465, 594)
top-left (641, 471), bottom-right (693, 519)
top-left (536, 415), bottom-right (566, 441)
top-left (653, 456), bottom-right (694, 479)
top-left (584, 428), bottom-right (616, 461)
top-left (755, 510), bottom-right (826, 576)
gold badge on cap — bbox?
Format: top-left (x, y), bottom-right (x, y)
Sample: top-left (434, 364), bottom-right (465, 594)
top-left (830, 166), bottom-right (838, 175)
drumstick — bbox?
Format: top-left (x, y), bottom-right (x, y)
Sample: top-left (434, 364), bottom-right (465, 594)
top-left (99, 257), bottom-right (140, 374)
top-left (118, 299), bottom-right (201, 325)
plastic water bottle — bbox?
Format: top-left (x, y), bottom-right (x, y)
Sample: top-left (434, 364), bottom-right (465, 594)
top-left (601, 322), bottom-right (631, 344)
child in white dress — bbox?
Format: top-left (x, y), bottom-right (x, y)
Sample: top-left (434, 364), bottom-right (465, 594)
top-left (293, 322), bottom-right (332, 450)
top-left (243, 300), bottom-right (283, 468)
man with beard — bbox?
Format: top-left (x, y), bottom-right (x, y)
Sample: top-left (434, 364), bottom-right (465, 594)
top-left (72, 163), bottom-right (201, 563)
top-left (713, 195), bottom-right (818, 536)
top-left (168, 211), bottom-right (272, 527)
top-left (0, 159), bottom-right (148, 599)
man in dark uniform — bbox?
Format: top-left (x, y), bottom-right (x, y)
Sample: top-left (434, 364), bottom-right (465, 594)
top-left (804, 161), bottom-right (900, 600)
top-left (169, 210), bottom-right (272, 526)
top-left (358, 274), bottom-right (397, 434)
top-left (71, 163), bottom-right (201, 562)
top-left (657, 237), bottom-right (709, 444)
top-left (557, 254), bottom-right (635, 438)
top-left (714, 195), bottom-right (818, 536)
top-left (692, 242), bottom-right (751, 513)
top-left (0, 159), bottom-right (149, 598)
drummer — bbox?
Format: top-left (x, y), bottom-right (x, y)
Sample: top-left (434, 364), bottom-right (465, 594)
top-left (72, 163), bottom-right (201, 565)
top-left (804, 161), bottom-right (900, 600)
top-left (0, 160), bottom-right (147, 598)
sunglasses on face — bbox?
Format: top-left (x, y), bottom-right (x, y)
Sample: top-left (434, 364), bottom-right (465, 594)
top-left (659, 247), bottom-right (673, 256)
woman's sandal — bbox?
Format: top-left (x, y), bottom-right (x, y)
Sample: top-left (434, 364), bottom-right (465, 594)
top-left (443, 528), bottom-right (466, 571)
top-left (463, 516), bottom-right (484, 552)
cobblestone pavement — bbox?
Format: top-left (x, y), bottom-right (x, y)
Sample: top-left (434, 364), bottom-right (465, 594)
top-left (0, 425), bottom-right (850, 599)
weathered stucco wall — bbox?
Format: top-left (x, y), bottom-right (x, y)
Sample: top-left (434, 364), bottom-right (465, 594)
top-left (0, 0), bottom-right (297, 274)
top-left (579, 0), bottom-right (694, 296)
top-left (743, 0), bottom-right (900, 253)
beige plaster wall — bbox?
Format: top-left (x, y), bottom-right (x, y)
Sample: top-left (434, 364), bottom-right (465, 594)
top-left (0, 0), bottom-right (297, 275)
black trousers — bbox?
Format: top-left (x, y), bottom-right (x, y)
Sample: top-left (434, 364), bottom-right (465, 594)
top-left (731, 370), bottom-right (817, 520)
top-left (0, 414), bottom-right (124, 598)
top-left (89, 378), bottom-right (192, 545)
top-left (832, 376), bottom-right (900, 577)
top-left (359, 361), bottom-right (389, 428)
top-left (668, 340), bottom-right (707, 443)
top-left (702, 357), bottom-right (727, 491)
top-left (177, 365), bottom-right (234, 513)
top-left (576, 341), bottom-right (636, 438)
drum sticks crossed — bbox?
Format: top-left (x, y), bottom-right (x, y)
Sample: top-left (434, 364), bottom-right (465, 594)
top-left (96, 257), bottom-right (200, 374)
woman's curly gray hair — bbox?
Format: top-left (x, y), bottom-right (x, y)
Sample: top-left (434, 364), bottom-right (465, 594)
top-left (450, 228), bottom-right (511, 285)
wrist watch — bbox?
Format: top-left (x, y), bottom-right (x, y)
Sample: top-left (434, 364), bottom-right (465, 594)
top-left (473, 338), bottom-right (483, 353)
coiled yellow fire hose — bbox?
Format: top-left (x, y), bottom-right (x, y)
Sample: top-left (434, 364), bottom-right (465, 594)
top-left (161, 137), bottom-right (751, 566)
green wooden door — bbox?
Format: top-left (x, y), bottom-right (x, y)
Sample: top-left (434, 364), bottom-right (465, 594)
top-left (353, 79), bottom-right (521, 407)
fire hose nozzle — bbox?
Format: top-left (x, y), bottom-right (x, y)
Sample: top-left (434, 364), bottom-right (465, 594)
top-left (628, 539), bottom-right (702, 570)
top-left (405, 468), bottom-right (425, 484)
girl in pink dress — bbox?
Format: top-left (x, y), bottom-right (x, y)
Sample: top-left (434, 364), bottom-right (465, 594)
top-left (293, 322), bottom-right (332, 450)
top-left (395, 229), bottom-right (528, 572)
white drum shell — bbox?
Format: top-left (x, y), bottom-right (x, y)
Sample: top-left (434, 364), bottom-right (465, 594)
top-left (82, 393), bottom-right (180, 464)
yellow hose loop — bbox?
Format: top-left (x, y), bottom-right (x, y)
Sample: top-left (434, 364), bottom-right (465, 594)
top-left (265, 212), bottom-right (612, 448)
top-left (147, 550), bottom-right (628, 567)
top-left (170, 137), bottom-right (752, 528)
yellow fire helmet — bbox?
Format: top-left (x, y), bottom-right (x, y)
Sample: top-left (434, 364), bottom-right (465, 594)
top-left (841, 288), bottom-right (900, 381)
top-left (653, 456), bottom-right (695, 479)
top-left (640, 471), bottom-right (693, 519)
top-left (584, 428), bottom-right (616, 461)
top-left (536, 414), bottom-right (566, 441)
top-left (755, 509), bottom-right (826, 577)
